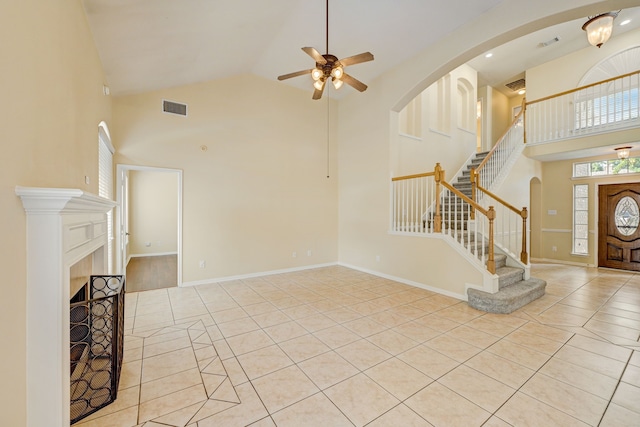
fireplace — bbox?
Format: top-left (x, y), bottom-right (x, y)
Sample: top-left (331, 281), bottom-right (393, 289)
top-left (16, 186), bottom-right (117, 427)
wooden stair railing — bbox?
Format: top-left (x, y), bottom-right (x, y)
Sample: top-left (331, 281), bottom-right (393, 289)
top-left (391, 163), bottom-right (497, 274)
top-left (472, 177), bottom-right (528, 264)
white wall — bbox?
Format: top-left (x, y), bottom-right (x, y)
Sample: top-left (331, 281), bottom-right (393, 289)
top-left (394, 64), bottom-right (479, 178)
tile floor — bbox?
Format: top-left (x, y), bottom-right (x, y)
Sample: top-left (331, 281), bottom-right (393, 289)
top-left (76, 263), bottom-right (640, 426)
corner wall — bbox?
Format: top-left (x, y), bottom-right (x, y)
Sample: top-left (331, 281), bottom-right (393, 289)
top-left (0, 1), bottom-right (111, 425)
top-left (112, 75), bottom-right (339, 283)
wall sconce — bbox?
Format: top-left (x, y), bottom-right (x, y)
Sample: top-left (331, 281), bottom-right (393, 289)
top-left (582, 11), bottom-right (618, 48)
top-left (615, 146), bottom-right (632, 159)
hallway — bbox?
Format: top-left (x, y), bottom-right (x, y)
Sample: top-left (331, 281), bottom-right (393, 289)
top-left (125, 255), bottom-right (178, 293)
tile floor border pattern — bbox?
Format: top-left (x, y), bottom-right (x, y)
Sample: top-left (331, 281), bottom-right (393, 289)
top-left (75, 263), bottom-right (640, 426)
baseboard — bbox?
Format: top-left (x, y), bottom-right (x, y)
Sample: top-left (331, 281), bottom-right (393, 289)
top-left (129, 252), bottom-right (178, 258)
top-left (530, 257), bottom-right (595, 267)
top-left (337, 262), bottom-right (467, 301)
top-left (181, 262), bottom-right (339, 287)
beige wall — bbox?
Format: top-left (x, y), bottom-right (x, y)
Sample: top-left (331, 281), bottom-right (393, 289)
top-left (337, 0), bottom-right (617, 295)
top-left (527, 27), bottom-right (640, 101)
top-left (524, 24), bottom-right (640, 265)
top-left (128, 170), bottom-right (179, 256)
top-left (540, 155), bottom-right (640, 266)
top-left (0, 1), bottom-right (111, 424)
top-left (2, 0), bottom-right (630, 422)
top-left (113, 75), bottom-right (339, 283)
top-left (490, 87), bottom-right (510, 146)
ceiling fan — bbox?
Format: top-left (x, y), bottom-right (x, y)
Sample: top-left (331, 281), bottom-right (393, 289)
top-left (277, 0), bottom-right (374, 100)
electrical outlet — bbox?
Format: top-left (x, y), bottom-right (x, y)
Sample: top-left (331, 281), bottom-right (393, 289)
top-left (552, 246), bottom-right (557, 252)
top-left (292, 252), bottom-right (297, 258)
top-left (307, 250), bottom-right (312, 256)
top-left (376, 255), bottom-right (381, 262)
top-left (199, 260), bottom-right (206, 268)
top-left (145, 242), bottom-right (151, 247)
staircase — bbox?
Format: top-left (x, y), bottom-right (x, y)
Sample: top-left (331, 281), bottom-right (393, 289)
top-left (448, 151), bottom-right (547, 314)
top-left (468, 254), bottom-right (546, 314)
top-left (452, 151), bottom-right (488, 199)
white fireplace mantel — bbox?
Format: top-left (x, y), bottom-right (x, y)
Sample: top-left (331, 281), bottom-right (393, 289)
top-left (16, 186), bottom-right (117, 427)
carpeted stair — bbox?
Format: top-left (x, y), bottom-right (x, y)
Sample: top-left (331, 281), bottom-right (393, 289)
top-left (451, 151), bottom-right (546, 313)
top-left (467, 253), bottom-right (546, 314)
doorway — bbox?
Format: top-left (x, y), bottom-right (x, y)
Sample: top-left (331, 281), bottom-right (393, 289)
top-left (115, 165), bottom-right (183, 290)
top-left (598, 183), bottom-right (640, 271)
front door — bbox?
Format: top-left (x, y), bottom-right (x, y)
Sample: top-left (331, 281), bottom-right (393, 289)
top-left (598, 183), bottom-right (640, 270)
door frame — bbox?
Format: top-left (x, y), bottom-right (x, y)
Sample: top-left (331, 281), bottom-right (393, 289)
top-left (595, 179), bottom-right (640, 270)
top-left (115, 164), bottom-right (183, 286)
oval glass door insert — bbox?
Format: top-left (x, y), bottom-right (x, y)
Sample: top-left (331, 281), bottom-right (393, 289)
top-left (614, 196), bottom-right (640, 236)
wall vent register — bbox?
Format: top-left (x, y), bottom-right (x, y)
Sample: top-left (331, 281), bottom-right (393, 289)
top-left (163, 100), bottom-right (187, 116)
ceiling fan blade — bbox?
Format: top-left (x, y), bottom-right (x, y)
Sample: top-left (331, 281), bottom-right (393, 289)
top-left (312, 81), bottom-right (326, 100)
top-left (341, 73), bottom-right (368, 92)
top-left (338, 52), bottom-right (374, 67)
top-left (302, 47), bottom-right (327, 65)
top-left (277, 69), bottom-right (313, 81)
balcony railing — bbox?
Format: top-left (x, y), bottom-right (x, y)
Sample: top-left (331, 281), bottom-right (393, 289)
top-left (525, 70), bottom-right (640, 144)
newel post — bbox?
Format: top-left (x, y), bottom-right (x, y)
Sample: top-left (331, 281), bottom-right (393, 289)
top-left (521, 207), bottom-right (529, 264)
top-left (486, 206), bottom-right (496, 274)
top-left (470, 168), bottom-right (477, 220)
top-left (434, 163), bottom-right (443, 233)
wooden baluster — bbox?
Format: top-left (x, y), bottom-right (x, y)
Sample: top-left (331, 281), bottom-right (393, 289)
top-left (486, 206), bottom-right (496, 274)
top-left (521, 207), bottom-right (529, 264)
top-left (434, 163), bottom-right (442, 233)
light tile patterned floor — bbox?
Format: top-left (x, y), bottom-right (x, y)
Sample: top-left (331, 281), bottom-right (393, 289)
top-left (76, 263), bottom-right (640, 426)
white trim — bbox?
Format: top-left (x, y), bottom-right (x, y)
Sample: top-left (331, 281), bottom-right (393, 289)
top-left (338, 262), bottom-right (468, 301)
top-left (181, 262), bottom-right (338, 287)
top-left (15, 186), bottom-right (116, 427)
top-left (115, 164), bottom-right (183, 286)
top-left (530, 257), bottom-right (596, 267)
top-left (541, 228), bottom-right (572, 233)
top-left (129, 252), bottom-right (178, 258)
top-left (398, 132), bottom-right (422, 141)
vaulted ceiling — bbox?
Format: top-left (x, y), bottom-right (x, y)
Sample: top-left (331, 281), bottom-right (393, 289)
top-left (82, 1), bottom-right (640, 98)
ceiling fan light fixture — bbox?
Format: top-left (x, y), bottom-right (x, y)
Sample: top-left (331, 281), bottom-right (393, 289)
top-left (582, 11), bottom-right (618, 48)
top-left (311, 68), bottom-right (323, 81)
top-left (331, 66), bottom-right (343, 79)
top-left (332, 77), bottom-right (343, 90)
top-left (313, 79), bottom-right (325, 91)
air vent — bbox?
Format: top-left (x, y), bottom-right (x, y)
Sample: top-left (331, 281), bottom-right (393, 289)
top-left (505, 78), bottom-right (526, 92)
top-left (163, 100), bottom-right (187, 116)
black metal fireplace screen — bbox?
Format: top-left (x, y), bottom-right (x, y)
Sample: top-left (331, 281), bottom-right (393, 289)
top-left (70, 275), bottom-right (125, 424)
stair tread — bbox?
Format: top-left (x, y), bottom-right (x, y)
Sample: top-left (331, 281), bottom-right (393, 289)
top-left (495, 266), bottom-right (524, 276)
top-left (467, 278), bottom-right (547, 314)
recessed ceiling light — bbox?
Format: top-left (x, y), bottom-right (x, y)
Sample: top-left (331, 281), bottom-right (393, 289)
top-left (485, 53), bottom-right (493, 58)
top-left (619, 19), bottom-right (631, 26)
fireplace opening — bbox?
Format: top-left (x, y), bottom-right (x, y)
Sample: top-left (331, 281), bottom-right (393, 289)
top-left (70, 275), bottom-right (125, 424)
